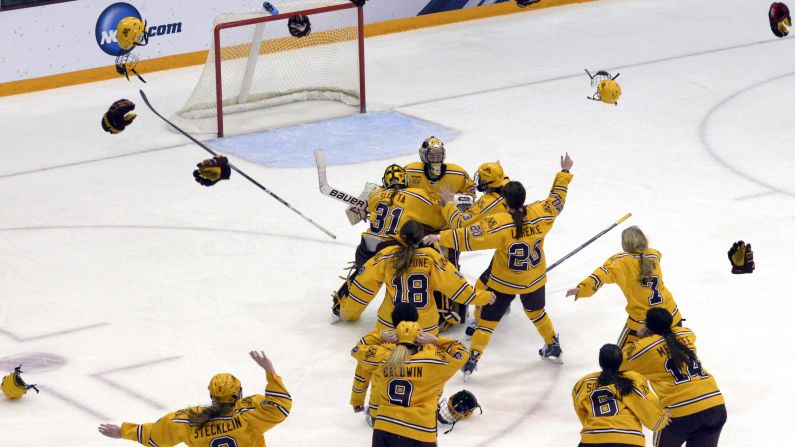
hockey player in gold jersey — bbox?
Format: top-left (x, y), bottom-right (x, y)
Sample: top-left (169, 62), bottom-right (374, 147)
top-left (566, 226), bottom-right (683, 347)
top-left (339, 220), bottom-right (494, 419)
top-left (573, 344), bottom-right (669, 447)
top-left (334, 164), bottom-right (447, 318)
top-left (98, 351), bottom-right (291, 447)
top-left (404, 136), bottom-right (476, 199)
top-left (437, 160), bottom-right (512, 336)
top-left (622, 308), bottom-right (726, 447)
top-left (353, 303), bottom-right (470, 446)
top-left (424, 154), bottom-right (574, 375)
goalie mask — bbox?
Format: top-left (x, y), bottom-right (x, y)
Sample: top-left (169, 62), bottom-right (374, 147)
top-left (288, 14), bottom-right (312, 37)
top-left (437, 390), bottom-right (482, 433)
top-left (116, 17), bottom-right (148, 51)
top-left (382, 164), bottom-right (408, 189)
top-left (208, 373), bottom-right (242, 404)
top-left (2, 365), bottom-right (39, 400)
top-left (419, 136), bottom-right (446, 180)
top-left (474, 162), bottom-right (509, 193)
top-left (587, 70), bottom-right (621, 105)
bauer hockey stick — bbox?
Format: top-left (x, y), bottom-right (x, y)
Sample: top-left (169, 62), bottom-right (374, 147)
top-left (314, 149), bottom-right (368, 211)
top-left (546, 212), bottom-right (632, 272)
top-left (139, 90), bottom-right (336, 240)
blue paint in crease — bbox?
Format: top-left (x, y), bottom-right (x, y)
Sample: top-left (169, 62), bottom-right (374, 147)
top-left (208, 111), bottom-right (458, 168)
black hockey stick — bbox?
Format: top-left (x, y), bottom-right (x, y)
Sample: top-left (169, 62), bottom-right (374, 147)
top-left (546, 213), bottom-right (632, 272)
top-left (138, 89), bottom-right (336, 240)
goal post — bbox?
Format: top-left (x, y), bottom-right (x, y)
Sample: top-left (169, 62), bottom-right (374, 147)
top-left (174, 0), bottom-right (366, 137)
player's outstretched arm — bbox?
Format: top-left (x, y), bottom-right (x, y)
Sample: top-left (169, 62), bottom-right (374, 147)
top-left (98, 424), bottom-right (121, 438)
top-left (250, 350), bottom-right (277, 375)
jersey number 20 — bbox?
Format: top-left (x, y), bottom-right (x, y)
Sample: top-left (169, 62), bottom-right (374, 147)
top-left (507, 240), bottom-right (542, 271)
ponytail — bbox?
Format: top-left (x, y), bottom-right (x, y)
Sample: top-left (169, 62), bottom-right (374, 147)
top-left (621, 226), bottom-right (652, 283)
top-left (597, 344), bottom-right (634, 397)
top-left (502, 181), bottom-right (526, 240)
top-left (509, 207), bottom-right (525, 240)
top-left (638, 253), bottom-right (653, 283)
top-left (388, 186), bottom-right (399, 206)
top-left (384, 344), bottom-right (410, 377)
top-left (394, 221), bottom-right (424, 277)
top-left (645, 308), bottom-right (699, 371)
top-left (187, 402), bottom-right (235, 428)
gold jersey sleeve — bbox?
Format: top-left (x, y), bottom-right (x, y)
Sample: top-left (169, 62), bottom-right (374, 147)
top-left (572, 371), bottom-right (669, 446)
top-left (363, 187), bottom-right (446, 242)
top-left (621, 328), bottom-right (724, 418)
top-left (442, 191), bottom-right (505, 229)
top-left (354, 337), bottom-right (469, 444)
top-left (438, 171), bottom-right (573, 294)
top-left (340, 246), bottom-right (492, 332)
top-left (575, 249), bottom-right (681, 330)
top-left (120, 372), bottom-right (291, 447)
top-left (404, 161), bottom-right (476, 197)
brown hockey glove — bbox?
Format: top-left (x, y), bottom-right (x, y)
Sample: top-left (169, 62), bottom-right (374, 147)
top-left (101, 99), bottom-right (137, 134)
top-left (728, 240), bottom-right (755, 274)
top-left (193, 155), bottom-right (231, 186)
top-left (770, 2), bottom-right (792, 37)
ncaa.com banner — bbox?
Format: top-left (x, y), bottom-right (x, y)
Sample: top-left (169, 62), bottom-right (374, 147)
top-left (0, 0), bottom-right (518, 85)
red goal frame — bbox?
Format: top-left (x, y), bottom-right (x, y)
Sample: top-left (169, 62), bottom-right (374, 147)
top-left (212, 2), bottom-right (366, 137)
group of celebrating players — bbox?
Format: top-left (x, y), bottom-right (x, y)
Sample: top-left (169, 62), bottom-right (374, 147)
top-left (66, 136), bottom-right (728, 446)
top-left (329, 136), bottom-right (729, 447)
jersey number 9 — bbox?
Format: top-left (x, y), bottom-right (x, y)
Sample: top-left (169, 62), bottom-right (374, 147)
top-left (387, 378), bottom-right (414, 407)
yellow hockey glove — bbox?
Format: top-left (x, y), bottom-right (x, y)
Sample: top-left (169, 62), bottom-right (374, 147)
top-left (193, 155), bottom-right (231, 186)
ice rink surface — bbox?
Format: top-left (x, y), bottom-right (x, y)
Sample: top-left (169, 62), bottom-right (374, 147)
top-left (1, 0), bottom-right (794, 445)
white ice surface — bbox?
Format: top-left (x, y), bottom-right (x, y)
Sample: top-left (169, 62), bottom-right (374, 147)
top-left (1, 0), bottom-right (794, 446)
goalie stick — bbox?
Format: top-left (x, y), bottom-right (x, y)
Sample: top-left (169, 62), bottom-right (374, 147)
top-left (547, 212), bottom-right (632, 272)
top-left (139, 90), bottom-right (336, 240)
top-left (314, 149), bottom-right (368, 212)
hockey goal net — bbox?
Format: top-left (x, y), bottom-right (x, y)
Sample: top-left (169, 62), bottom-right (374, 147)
top-left (173, 0), bottom-right (365, 137)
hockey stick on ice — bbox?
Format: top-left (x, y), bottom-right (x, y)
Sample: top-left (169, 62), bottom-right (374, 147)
top-left (139, 89), bottom-right (336, 240)
top-left (314, 149), bottom-right (367, 211)
top-left (546, 212), bottom-right (632, 272)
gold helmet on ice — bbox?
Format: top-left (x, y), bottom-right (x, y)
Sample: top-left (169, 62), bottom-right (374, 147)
top-left (474, 161), bottom-right (509, 192)
top-left (208, 373), bottom-right (242, 404)
top-left (2, 365), bottom-right (39, 400)
top-left (382, 164), bottom-right (408, 189)
top-left (395, 321), bottom-right (423, 344)
top-left (116, 17), bottom-right (148, 51)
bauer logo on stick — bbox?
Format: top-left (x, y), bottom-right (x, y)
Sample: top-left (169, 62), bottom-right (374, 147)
top-left (586, 69), bottom-right (621, 106)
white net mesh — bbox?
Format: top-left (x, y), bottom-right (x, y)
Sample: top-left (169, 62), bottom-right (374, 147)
top-left (172, 0), bottom-right (361, 135)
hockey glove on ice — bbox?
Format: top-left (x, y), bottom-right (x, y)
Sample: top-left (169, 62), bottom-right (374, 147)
top-left (728, 240), bottom-right (755, 274)
top-left (770, 2), bottom-right (791, 37)
top-left (101, 99), bottom-right (137, 134)
top-left (193, 155), bottom-right (231, 186)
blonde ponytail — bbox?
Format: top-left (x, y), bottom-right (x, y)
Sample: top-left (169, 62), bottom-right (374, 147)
top-left (621, 226), bottom-right (652, 283)
top-left (384, 345), bottom-right (410, 377)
